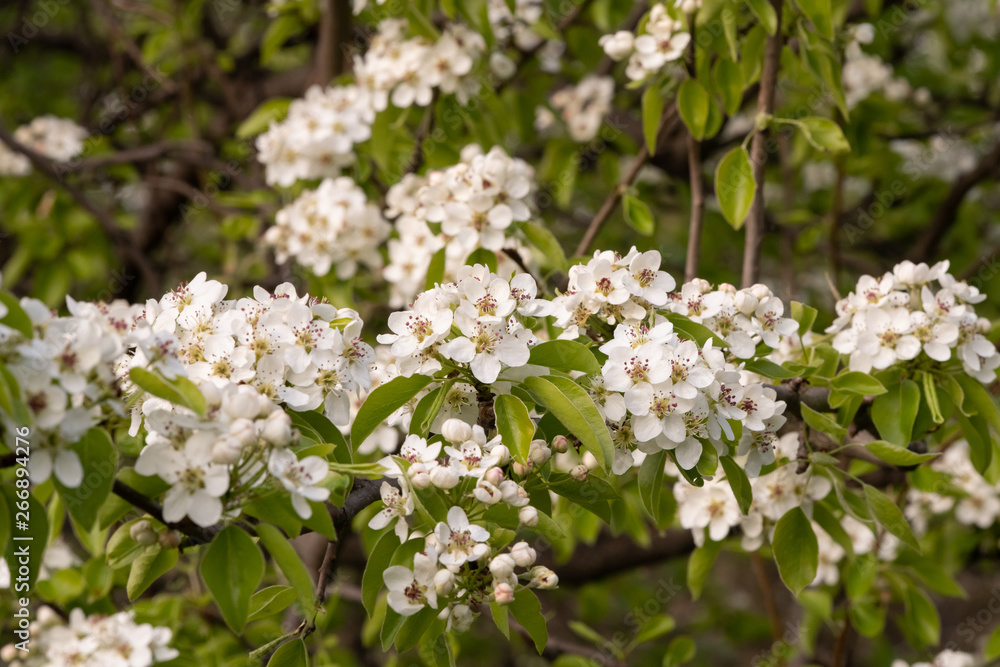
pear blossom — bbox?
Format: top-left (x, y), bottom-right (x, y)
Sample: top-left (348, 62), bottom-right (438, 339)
top-left (268, 448), bottom-right (331, 519)
top-left (384, 553), bottom-right (439, 616)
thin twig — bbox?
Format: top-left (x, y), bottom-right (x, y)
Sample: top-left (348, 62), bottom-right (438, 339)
top-left (751, 551), bottom-right (784, 653)
top-left (912, 138), bottom-right (1000, 261)
top-left (112, 480), bottom-right (217, 545)
top-left (0, 120), bottom-right (161, 294)
top-left (683, 12), bottom-right (704, 283)
top-left (741, 0), bottom-right (783, 288)
top-left (575, 106), bottom-right (679, 258)
top-left (832, 608), bottom-right (853, 667)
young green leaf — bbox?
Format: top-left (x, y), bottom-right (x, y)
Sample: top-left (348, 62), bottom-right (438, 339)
top-left (793, 0), bottom-right (834, 39)
top-left (798, 117), bottom-right (850, 153)
top-left (352, 375), bottom-right (433, 450)
top-left (864, 441), bottom-right (937, 467)
top-left (522, 376), bottom-right (614, 471)
top-left (200, 526), bottom-right (265, 633)
top-left (678, 79), bottom-right (710, 140)
top-left (266, 638), bottom-right (308, 667)
top-left (713, 59), bottom-right (744, 116)
top-left (622, 194), bottom-right (655, 236)
top-left (871, 379), bottom-right (920, 447)
top-left (127, 546), bottom-right (178, 601)
top-left (642, 85), bottom-right (664, 154)
top-left (54, 428), bottom-right (116, 530)
top-left (830, 371), bottom-right (886, 397)
top-left (495, 394), bottom-right (535, 465)
top-left (527, 340), bottom-right (601, 375)
top-left (863, 484), bottom-right (919, 551)
top-left (129, 367), bottom-right (207, 415)
top-left (509, 589), bottom-right (548, 654)
top-left (256, 523), bottom-right (315, 613)
top-left (248, 585), bottom-right (298, 622)
top-left (744, 0), bottom-right (778, 35)
top-left (687, 540), bottom-right (722, 600)
top-left (715, 146), bottom-right (756, 230)
top-left (720, 455), bottom-right (753, 515)
top-left (772, 507), bottom-right (818, 595)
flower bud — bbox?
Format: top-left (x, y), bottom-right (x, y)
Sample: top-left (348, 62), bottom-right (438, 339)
top-left (429, 464), bottom-right (460, 490)
top-left (199, 382), bottom-right (221, 407)
top-left (489, 52), bottom-right (516, 80)
top-left (494, 582), bottom-right (515, 605)
top-left (211, 435), bottom-right (243, 465)
top-left (159, 530), bottom-right (181, 549)
top-left (473, 479), bottom-right (502, 505)
top-left (490, 444), bottom-right (511, 466)
top-left (551, 435), bottom-right (569, 453)
top-left (434, 568), bottom-right (456, 596)
top-left (530, 566), bottom-right (559, 589)
top-left (228, 418), bottom-right (257, 446)
top-left (734, 290), bottom-right (758, 316)
top-left (408, 462), bottom-right (431, 490)
top-left (518, 505), bottom-right (539, 527)
top-left (510, 541), bottom-right (536, 568)
top-left (222, 385), bottom-right (261, 420)
top-left (446, 604), bottom-right (474, 632)
top-left (528, 440), bottom-right (551, 467)
top-left (130, 519), bottom-right (157, 546)
top-left (1, 645), bottom-right (17, 662)
top-left (484, 466), bottom-right (504, 487)
top-left (500, 480), bottom-right (529, 507)
top-left (570, 464), bottom-right (588, 482)
top-left (511, 461), bottom-right (529, 477)
top-left (489, 554), bottom-right (516, 582)
top-left (260, 410), bottom-right (292, 446)
top-left (441, 418), bottom-right (473, 444)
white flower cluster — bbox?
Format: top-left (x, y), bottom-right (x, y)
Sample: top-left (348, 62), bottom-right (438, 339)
top-left (0, 115), bottom-right (88, 176)
top-left (263, 176), bottom-right (391, 278)
top-left (379, 264), bottom-right (546, 383)
top-left (905, 440), bottom-right (1000, 531)
top-left (892, 649), bottom-right (978, 667)
top-left (542, 75), bottom-right (615, 142)
top-left (665, 279), bottom-right (799, 359)
top-left (128, 274), bottom-right (372, 425)
top-left (0, 606), bottom-right (177, 667)
top-left (355, 19), bottom-right (485, 110)
top-left (2, 294), bottom-right (134, 488)
top-left (255, 84), bottom-right (376, 187)
top-left (827, 260), bottom-right (998, 381)
top-left (842, 29), bottom-right (921, 110)
top-left (890, 134), bottom-right (979, 184)
top-left (487, 0), bottom-right (544, 51)
top-left (599, 4), bottom-right (690, 83)
top-left (382, 145), bottom-right (536, 307)
top-left (673, 433), bottom-right (897, 587)
top-left (256, 19), bottom-right (487, 187)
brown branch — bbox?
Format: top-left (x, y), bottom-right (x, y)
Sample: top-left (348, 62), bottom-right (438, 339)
top-left (0, 120), bottom-right (161, 294)
top-left (542, 528), bottom-right (696, 586)
top-left (683, 13), bottom-right (704, 283)
top-left (575, 106), bottom-right (679, 258)
top-left (308, 0), bottom-right (350, 87)
top-left (741, 0), bottom-right (783, 288)
top-left (912, 139), bottom-right (1000, 261)
top-left (752, 551), bottom-right (784, 650)
top-left (112, 480), bottom-right (218, 545)
top-left (60, 140), bottom-right (214, 171)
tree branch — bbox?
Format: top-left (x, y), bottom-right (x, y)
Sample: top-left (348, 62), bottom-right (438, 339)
top-left (541, 528), bottom-right (696, 586)
top-left (741, 0), bottom-right (783, 288)
top-left (912, 138), bottom-right (1000, 262)
top-left (575, 106), bottom-right (680, 258)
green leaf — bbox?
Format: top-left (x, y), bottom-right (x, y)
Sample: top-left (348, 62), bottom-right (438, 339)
top-left (54, 428), bottom-right (116, 530)
top-left (744, 0), bottom-right (778, 35)
top-left (424, 247), bottom-right (447, 291)
top-left (642, 85), bottom-right (665, 154)
top-left (200, 526), bottom-right (265, 633)
top-left (522, 376), bottom-right (614, 472)
top-left (772, 507), bottom-right (818, 596)
top-left (663, 636), bottom-right (696, 666)
top-left (0, 292), bottom-right (32, 338)
top-left (955, 374), bottom-right (1000, 434)
top-left (871, 380), bottom-right (920, 446)
top-left (743, 359), bottom-right (799, 380)
top-left (793, 0), bottom-right (834, 39)
top-left (519, 221), bottom-right (568, 273)
top-left (678, 79), bottom-right (710, 141)
top-left (720, 455), bottom-right (752, 515)
top-left (362, 530), bottom-right (399, 617)
top-left (791, 301), bottom-right (818, 337)
top-left (509, 589), bottom-right (548, 654)
top-left (830, 372), bottom-right (886, 397)
top-left (466, 248), bottom-right (498, 273)
top-left (797, 117), bottom-right (849, 152)
top-left (261, 14), bottom-right (303, 64)
top-left (490, 600), bottom-right (510, 639)
top-left (266, 638), bottom-right (308, 667)
top-left (547, 475), bottom-right (614, 524)
top-left (236, 98), bottom-right (292, 138)
top-left (664, 313), bottom-right (729, 348)
top-left (127, 546), bottom-right (177, 600)
top-left (985, 624), bottom-right (1000, 660)
top-left (410, 382), bottom-right (451, 438)
top-left (256, 523), bottom-right (315, 613)
top-left (352, 375), bottom-right (433, 450)
top-left (863, 484), bottom-right (919, 551)
top-left (622, 194), bottom-right (655, 236)
top-left (713, 59), bottom-right (744, 116)
top-left (902, 587), bottom-right (940, 648)
top-left (528, 340), bottom-right (601, 375)
top-left (395, 607), bottom-right (438, 652)
top-left (687, 540), bottom-right (722, 600)
top-left (0, 363), bottom-right (30, 425)
top-left (128, 367), bottom-right (206, 416)
top-left (638, 450), bottom-right (669, 526)
top-left (495, 394), bottom-right (535, 465)
top-left (864, 441), bottom-right (937, 467)
top-left (633, 615), bottom-right (676, 645)
top-left (289, 409), bottom-right (348, 459)
top-left (957, 413), bottom-right (992, 475)
top-left (715, 146), bottom-right (756, 230)
top-left (248, 585), bottom-right (298, 622)
top-left (801, 404), bottom-right (846, 442)
top-left (850, 597), bottom-right (886, 637)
